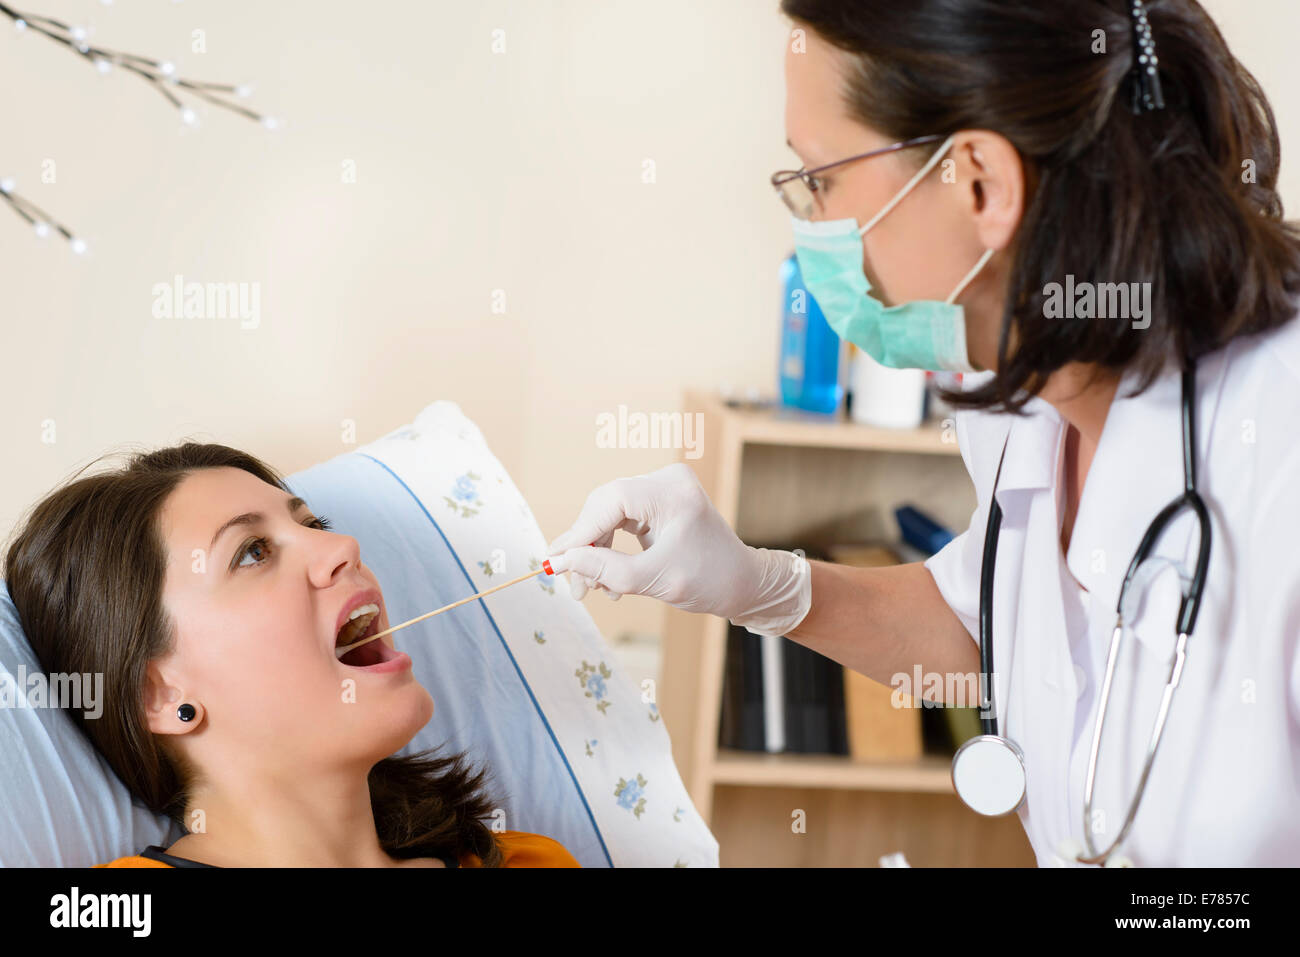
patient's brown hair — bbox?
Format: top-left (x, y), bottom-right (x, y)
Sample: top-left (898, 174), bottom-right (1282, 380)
top-left (3, 442), bottom-right (504, 867)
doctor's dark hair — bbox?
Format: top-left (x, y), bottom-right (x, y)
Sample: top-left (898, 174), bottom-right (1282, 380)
top-left (781, 0), bottom-right (1300, 411)
top-left (3, 443), bottom-right (505, 867)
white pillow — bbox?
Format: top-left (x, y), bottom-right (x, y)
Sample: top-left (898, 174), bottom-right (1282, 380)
top-left (0, 400), bottom-right (719, 867)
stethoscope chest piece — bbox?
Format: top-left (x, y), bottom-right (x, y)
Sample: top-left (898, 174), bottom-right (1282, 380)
top-left (951, 734), bottom-right (1027, 816)
top-left (951, 359), bottom-right (1209, 864)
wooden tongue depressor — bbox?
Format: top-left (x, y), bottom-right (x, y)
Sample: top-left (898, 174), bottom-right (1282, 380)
top-left (334, 545), bottom-right (591, 659)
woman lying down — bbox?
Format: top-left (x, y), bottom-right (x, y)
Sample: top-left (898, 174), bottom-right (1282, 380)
top-left (4, 442), bottom-right (579, 868)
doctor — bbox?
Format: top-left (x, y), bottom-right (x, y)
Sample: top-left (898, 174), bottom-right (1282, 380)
top-left (547, 0), bottom-right (1300, 867)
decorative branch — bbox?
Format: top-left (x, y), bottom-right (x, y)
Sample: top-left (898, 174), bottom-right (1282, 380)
top-left (0, 177), bottom-right (84, 251)
top-left (0, 2), bottom-right (277, 252)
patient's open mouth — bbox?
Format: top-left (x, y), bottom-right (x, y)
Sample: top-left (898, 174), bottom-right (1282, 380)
top-left (335, 604), bottom-right (387, 667)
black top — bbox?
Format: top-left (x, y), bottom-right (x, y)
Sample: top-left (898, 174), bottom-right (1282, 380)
top-left (138, 845), bottom-right (459, 868)
top-left (139, 845), bottom-right (215, 868)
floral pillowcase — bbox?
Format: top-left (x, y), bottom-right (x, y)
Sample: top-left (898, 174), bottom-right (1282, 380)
top-left (287, 401), bottom-right (719, 867)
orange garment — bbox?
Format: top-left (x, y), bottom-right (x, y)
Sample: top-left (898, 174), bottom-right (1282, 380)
top-left (95, 830), bottom-right (579, 868)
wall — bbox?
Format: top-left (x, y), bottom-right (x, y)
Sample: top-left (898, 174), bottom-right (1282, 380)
top-left (1, 0), bottom-right (1295, 661)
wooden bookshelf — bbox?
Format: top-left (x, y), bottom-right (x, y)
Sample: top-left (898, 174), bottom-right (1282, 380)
top-left (657, 390), bottom-right (1036, 867)
top-left (712, 750), bottom-right (956, 792)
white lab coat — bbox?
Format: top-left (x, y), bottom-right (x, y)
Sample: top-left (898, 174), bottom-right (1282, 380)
top-left (924, 312), bottom-right (1300, 866)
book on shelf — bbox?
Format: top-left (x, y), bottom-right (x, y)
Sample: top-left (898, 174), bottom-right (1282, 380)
top-left (717, 536), bottom-right (983, 761)
top-left (825, 542), bottom-right (923, 762)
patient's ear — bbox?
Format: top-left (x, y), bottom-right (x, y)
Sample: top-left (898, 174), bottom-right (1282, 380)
top-left (143, 660), bottom-right (203, 735)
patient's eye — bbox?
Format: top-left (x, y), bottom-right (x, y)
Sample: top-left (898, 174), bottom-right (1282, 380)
top-left (236, 538), bottom-right (270, 569)
top-left (234, 515), bottom-right (333, 570)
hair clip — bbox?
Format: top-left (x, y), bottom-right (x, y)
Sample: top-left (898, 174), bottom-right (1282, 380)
top-left (1129, 0), bottom-right (1165, 113)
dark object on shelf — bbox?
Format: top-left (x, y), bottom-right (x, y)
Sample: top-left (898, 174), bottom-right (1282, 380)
top-left (781, 635), bottom-right (849, 755)
top-left (718, 624), bottom-right (766, 751)
top-left (894, 504), bottom-right (955, 556)
top-left (719, 543), bottom-right (849, 756)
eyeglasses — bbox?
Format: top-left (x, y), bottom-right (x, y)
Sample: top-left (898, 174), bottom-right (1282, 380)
top-left (771, 134), bottom-right (947, 220)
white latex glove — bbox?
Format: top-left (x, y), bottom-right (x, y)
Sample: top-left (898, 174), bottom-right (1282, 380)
top-left (545, 463), bottom-right (812, 637)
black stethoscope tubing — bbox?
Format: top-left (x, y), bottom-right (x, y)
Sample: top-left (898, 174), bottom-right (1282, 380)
top-left (977, 358), bottom-right (1212, 739)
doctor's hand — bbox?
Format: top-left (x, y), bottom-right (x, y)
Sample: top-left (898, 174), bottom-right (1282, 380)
top-left (545, 463), bottom-right (812, 636)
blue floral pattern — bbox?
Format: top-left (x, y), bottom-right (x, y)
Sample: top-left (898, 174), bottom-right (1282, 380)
top-left (576, 660), bottom-right (612, 714)
top-left (615, 773), bottom-right (647, 819)
top-left (352, 400), bottom-right (718, 865)
top-left (443, 471), bottom-right (483, 518)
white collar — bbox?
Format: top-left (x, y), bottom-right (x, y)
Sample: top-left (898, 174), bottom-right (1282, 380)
top-left (985, 345), bottom-right (1234, 603)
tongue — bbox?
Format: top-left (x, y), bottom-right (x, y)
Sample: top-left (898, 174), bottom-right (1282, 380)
top-left (337, 613), bottom-right (374, 650)
top-left (339, 637), bottom-right (386, 667)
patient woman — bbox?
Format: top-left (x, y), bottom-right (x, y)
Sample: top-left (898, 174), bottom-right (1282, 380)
top-left (4, 442), bottom-right (578, 868)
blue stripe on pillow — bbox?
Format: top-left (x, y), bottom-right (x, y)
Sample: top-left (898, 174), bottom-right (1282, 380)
top-left (358, 454), bottom-right (613, 868)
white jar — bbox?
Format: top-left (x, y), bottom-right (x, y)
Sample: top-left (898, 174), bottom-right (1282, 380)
top-left (849, 347), bottom-right (926, 429)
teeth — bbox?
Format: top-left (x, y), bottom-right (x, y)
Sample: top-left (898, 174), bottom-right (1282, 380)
top-left (348, 603), bottom-right (379, 622)
top-left (337, 603), bottom-right (380, 647)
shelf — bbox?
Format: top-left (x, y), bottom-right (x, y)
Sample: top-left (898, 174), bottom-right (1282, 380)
top-left (659, 388), bottom-right (1034, 863)
top-left (712, 749), bottom-right (956, 794)
top-left (686, 389), bottom-right (960, 455)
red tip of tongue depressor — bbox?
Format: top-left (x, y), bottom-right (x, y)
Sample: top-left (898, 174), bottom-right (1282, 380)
top-left (542, 542), bottom-right (597, 576)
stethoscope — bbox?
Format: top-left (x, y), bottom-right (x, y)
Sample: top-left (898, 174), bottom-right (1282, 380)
top-left (950, 357), bottom-right (1212, 866)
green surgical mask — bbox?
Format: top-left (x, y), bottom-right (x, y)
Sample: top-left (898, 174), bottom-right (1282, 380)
top-left (791, 134), bottom-right (994, 373)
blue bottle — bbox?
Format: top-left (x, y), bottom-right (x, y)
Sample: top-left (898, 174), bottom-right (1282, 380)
top-left (779, 252), bottom-right (844, 414)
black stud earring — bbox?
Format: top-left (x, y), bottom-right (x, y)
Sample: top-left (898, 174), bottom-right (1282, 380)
top-left (177, 703), bottom-right (196, 722)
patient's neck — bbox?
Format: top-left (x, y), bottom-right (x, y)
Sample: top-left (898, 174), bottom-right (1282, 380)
top-left (165, 762), bottom-right (429, 868)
